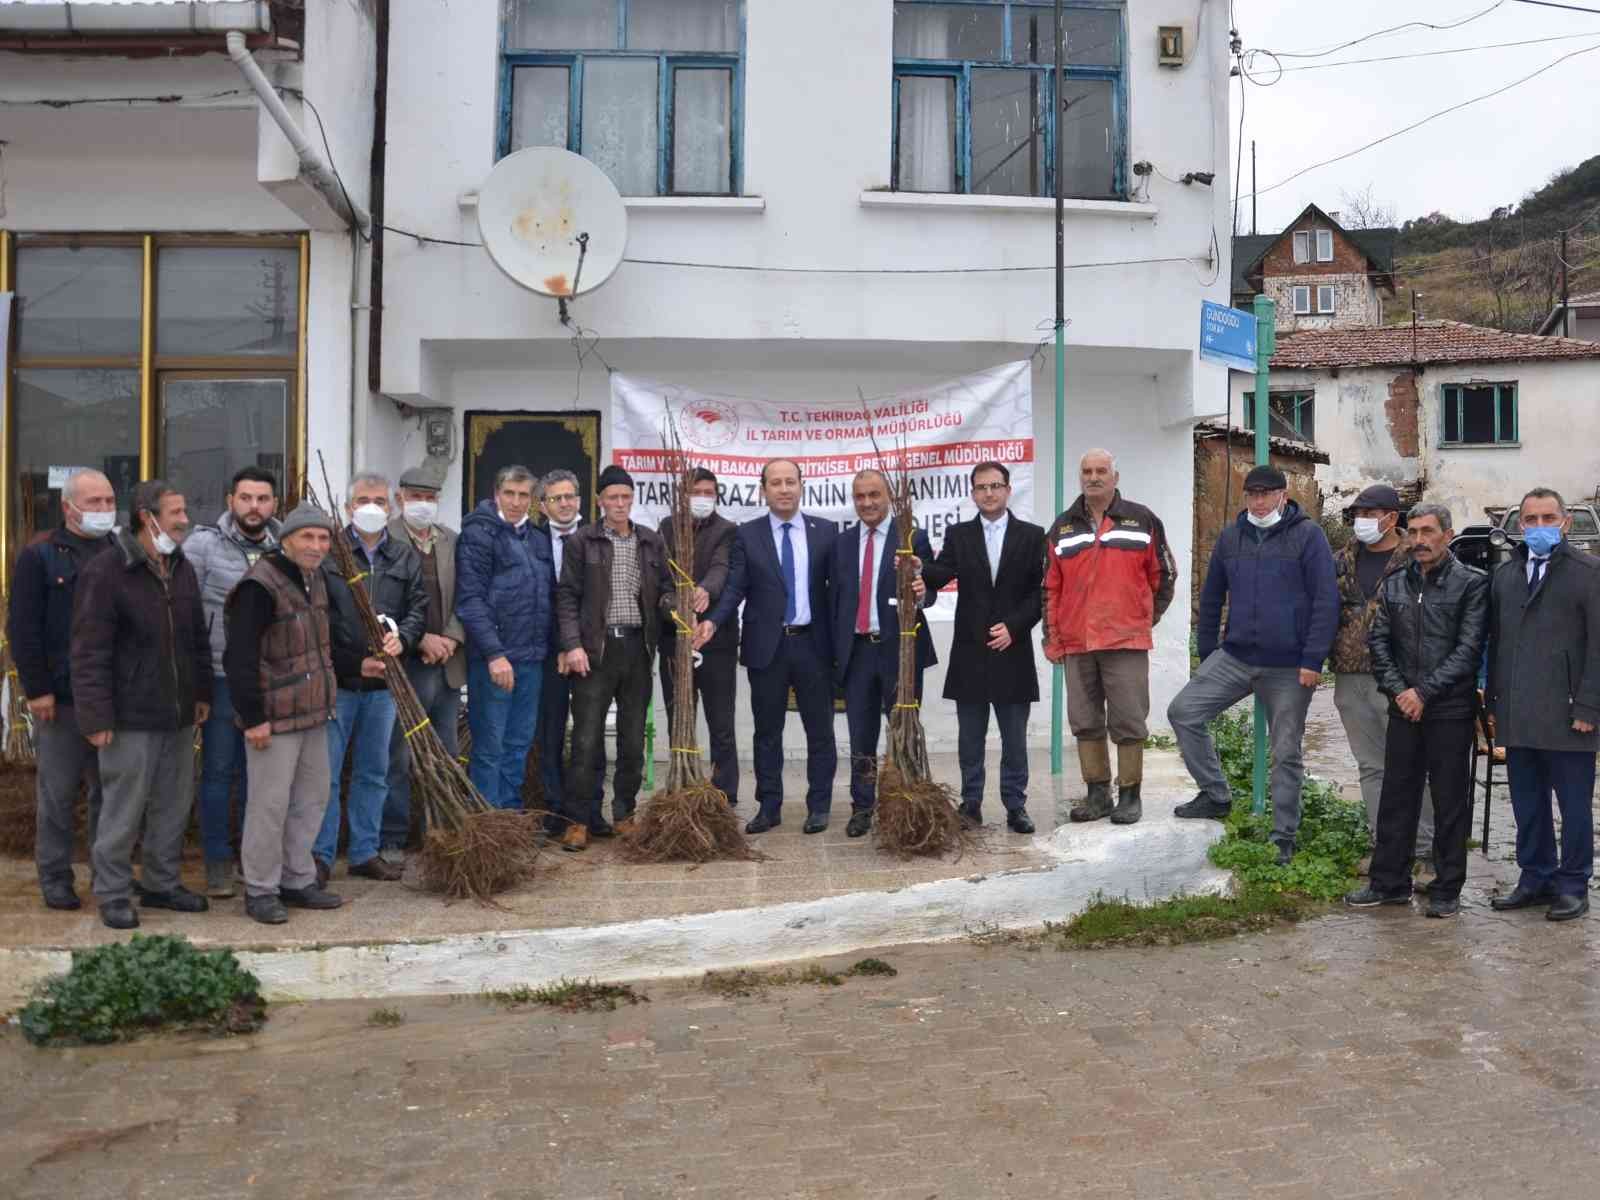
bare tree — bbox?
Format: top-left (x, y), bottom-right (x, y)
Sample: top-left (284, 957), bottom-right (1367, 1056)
top-left (1338, 184), bottom-right (1397, 230)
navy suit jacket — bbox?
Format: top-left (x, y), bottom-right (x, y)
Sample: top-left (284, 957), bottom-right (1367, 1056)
top-left (706, 513), bottom-right (837, 671)
top-left (829, 524), bottom-right (938, 684)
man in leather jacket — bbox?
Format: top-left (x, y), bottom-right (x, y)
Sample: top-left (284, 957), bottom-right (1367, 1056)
top-left (1346, 504), bottom-right (1487, 918)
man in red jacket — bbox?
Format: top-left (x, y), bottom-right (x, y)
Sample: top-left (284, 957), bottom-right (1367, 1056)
top-left (1043, 450), bottom-right (1175, 825)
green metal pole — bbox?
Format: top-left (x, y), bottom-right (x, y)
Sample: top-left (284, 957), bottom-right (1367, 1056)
top-left (1050, 0), bottom-right (1066, 776)
top-left (1250, 294), bottom-right (1276, 814)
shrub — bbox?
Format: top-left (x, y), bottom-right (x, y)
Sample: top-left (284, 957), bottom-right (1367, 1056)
top-left (19, 934), bottom-right (266, 1047)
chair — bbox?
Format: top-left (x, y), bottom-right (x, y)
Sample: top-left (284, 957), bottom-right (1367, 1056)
top-left (1469, 690), bottom-right (1508, 852)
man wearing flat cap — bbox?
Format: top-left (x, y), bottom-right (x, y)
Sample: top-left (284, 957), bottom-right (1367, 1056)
top-left (1330, 484), bottom-right (1434, 878)
top-left (555, 464), bottom-right (674, 846)
top-left (1168, 464), bottom-right (1339, 863)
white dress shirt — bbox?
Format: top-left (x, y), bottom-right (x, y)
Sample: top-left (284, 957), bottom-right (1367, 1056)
top-left (980, 510), bottom-right (1009, 582)
top-left (1527, 553), bottom-right (1551, 588)
top-left (769, 511), bottom-right (811, 626)
top-left (855, 517), bottom-right (895, 634)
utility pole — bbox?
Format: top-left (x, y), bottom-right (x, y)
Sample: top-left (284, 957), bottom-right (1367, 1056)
top-left (1050, 0), bottom-right (1067, 776)
top-left (1250, 294), bottom-right (1276, 815)
top-left (1561, 229), bottom-right (1570, 338)
top-left (1412, 290), bottom-right (1422, 365)
top-left (1251, 140), bottom-right (1257, 236)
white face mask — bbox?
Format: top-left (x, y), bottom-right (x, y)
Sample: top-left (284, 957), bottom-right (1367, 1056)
top-left (79, 510), bottom-right (116, 536)
top-left (351, 503), bottom-right (388, 535)
top-left (547, 513), bottom-right (580, 534)
top-left (498, 509), bottom-right (529, 529)
top-left (403, 500), bottom-right (438, 528)
top-left (689, 496), bottom-right (716, 520)
top-left (1246, 506), bottom-right (1283, 530)
top-left (150, 522), bottom-right (178, 556)
top-left (1352, 516), bottom-right (1387, 545)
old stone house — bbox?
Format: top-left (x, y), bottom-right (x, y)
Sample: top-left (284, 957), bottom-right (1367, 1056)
top-left (1232, 204), bottom-right (1397, 334)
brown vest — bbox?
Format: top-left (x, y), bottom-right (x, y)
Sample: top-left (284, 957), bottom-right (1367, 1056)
top-left (239, 556), bottom-right (336, 734)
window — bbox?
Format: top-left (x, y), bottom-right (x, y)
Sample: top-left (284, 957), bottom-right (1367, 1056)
top-left (5, 235), bottom-right (304, 539)
top-left (1244, 390), bottom-right (1315, 443)
top-left (1508, 509), bottom-right (1599, 536)
top-left (1315, 228), bottom-right (1334, 262)
top-left (1441, 383), bottom-right (1517, 446)
top-left (891, 2), bottom-right (1125, 199)
top-left (1316, 285), bottom-right (1335, 314)
top-left (1291, 285), bottom-right (1311, 315)
top-left (500, 0), bottom-right (743, 197)
top-left (1292, 230), bottom-right (1310, 264)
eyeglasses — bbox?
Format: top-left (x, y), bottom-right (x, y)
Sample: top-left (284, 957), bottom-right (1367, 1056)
top-left (972, 482), bottom-right (1009, 494)
top-left (544, 492), bottom-right (579, 504)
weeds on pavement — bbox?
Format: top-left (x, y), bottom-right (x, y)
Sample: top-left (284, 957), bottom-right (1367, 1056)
top-left (366, 1007), bottom-right (405, 1028)
top-left (703, 959), bottom-right (898, 998)
top-left (484, 978), bottom-right (648, 1012)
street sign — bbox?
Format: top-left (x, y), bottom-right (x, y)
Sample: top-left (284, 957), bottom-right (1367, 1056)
top-left (1199, 299), bottom-right (1257, 372)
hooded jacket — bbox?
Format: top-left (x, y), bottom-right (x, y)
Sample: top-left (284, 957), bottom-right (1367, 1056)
top-left (184, 510), bottom-right (282, 673)
top-left (454, 499), bottom-right (555, 667)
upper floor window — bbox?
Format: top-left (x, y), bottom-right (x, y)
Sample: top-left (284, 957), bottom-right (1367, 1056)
top-left (1315, 228), bottom-right (1334, 262)
top-left (891, 1), bottom-right (1124, 200)
top-left (500, 0), bottom-right (743, 197)
top-left (1442, 383), bottom-right (1517, 446)
top-left (1244, 390), bottom-right (1315, 443)
top-left (1292, 231), bottom-right (1310, 264)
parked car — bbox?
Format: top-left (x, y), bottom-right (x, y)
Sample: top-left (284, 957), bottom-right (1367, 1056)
top-left (1450, 504), bottom-right (1600, 571)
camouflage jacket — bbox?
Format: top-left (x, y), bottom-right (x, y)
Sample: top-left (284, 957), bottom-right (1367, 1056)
top-left (1330, 539), bottom-right (1411, 674)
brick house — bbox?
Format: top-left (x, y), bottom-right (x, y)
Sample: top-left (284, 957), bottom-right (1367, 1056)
top-left (1231, 204), bottom-right (1397, 332)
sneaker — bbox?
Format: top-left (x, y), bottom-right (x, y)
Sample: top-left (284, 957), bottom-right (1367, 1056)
top-left (1425, 894), bottom-right (1460, 919)
top-left (1344, 885), bottom-right (1411, 908)
top-left (205, 860), bottom-right (237, 899)
top-left (1173, 794), bottom-right (1231, 820)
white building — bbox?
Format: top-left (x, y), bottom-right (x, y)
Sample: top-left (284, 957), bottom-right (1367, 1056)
top-left (4, 0), bottom-right (1234, 745)
top-left (1226, 320), bottom-right (1600, 531)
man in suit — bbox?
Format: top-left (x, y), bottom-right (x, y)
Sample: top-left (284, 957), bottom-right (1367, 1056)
top-left (381, 465), bottom-right (467, 864)
top-left (1485, 487), bottom-right (1600, 922)
top-left (658, 468), bottom-right (739, 806)
top-left (921, 461), bottom-right (1044, 832)
top-left (830, 469), bottom-right (934, 837)
top-left (696, 458), bottom-right (838, 834)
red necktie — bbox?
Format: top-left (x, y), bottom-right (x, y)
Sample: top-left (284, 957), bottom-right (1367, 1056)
top-left (856, 527), bottom-right (876, 634)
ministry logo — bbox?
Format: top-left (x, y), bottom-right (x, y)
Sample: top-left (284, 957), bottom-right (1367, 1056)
top-left (679, 397), bottom-right (740, 450)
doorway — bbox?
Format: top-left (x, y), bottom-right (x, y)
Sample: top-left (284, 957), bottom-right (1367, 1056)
top-left (463, 410), bottom-right (602, 520)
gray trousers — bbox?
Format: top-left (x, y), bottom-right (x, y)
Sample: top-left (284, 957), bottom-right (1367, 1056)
top-left (242, 725), bottom-right (332, 898)
top-left (1333, 672), bottom-right (1434, 858)
top-left (34, 705), bottom-right (103, 889)
top-left (91, 727), bottom-right (196, 905)
top-left (1167, 650), bottom-right (1316, 848)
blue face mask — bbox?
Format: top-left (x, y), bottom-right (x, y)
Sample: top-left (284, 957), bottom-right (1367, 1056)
top-left (1524, 525), bottom-right (1563, 557)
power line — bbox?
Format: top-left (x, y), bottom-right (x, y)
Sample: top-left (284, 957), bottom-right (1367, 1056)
top-left (1266, 1), bottom-right (1507, 59)
top-left (1512, 0), bottom-right (1600, 13)
top-left (1268, 31), bottom-right (1599, 73)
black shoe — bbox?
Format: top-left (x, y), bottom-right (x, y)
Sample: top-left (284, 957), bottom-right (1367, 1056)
top-left (1547, 894), bottom-right (1590, 922)
top-left (349, 857), bottom-right (404, 882)
top-left (279, 886), bottom-right (344, 910)
top-left (314, 857), bottom-right (332, 889)
top-left (1006, 809), bottom-right (1036, 834)
top-left (1110, 785), bottom-right (1143, 826)
top-left (99, 900), bottom-right (140, 930)
top-left (140, 886), bottom-right (210, 913)
top-left (846, 811), bottom-right (872, 838)
top-left (590, 820), bottom-right (616, 839)
top-left (246, 894), bottom-right (289, 925)
top-left (745, 812), bottom-right (781, 834)
top-left (1426, 894), bottom-right (1460, 919)
top-left (1489, 885), bottom-right (1558, 911)
top-left (957, 805), bottom-right (983, 830)
top-left (41, 881), bottom-right (82, 911)
top-left (1069, 782), bottom-right (1114, 823)
top-left (1174, 794), bottom-right (1231, 820)
top-left (1274, 842), bottom-right (1295, 867)
top-left (803, 814), bottom-right (829, 835)
top-left (1344, 885), bottom-right (1411, 908)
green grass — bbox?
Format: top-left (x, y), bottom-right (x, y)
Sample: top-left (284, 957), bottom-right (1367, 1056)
top-left (1043, 889), bottom-right (1311, 949)
top-left (485, 978), bottom-right (648, 1012)
top-left (1143, 732), bottom-right (1177, 751)
top-left (366, 1006), bottom-right (405, 1028)
top-left (703, 959), bottom-right (898, 998)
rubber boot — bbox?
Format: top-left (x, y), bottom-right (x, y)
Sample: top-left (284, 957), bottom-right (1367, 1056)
top-left (1069, 740), bottom-right (1114, 822)
top-left (1111, 742), bottom-right (1143, 825)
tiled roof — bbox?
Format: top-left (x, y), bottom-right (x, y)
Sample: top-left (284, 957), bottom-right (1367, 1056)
top-left (1268, 320), bottom-right (1600, 370)
top-left (1194, 421), bottom-right (1330, 464)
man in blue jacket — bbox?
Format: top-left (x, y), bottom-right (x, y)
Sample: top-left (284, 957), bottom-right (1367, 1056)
top-left (1168, 465), bottom-right (1338, 863)
top-left (455, 465), bottom-right (555, 809)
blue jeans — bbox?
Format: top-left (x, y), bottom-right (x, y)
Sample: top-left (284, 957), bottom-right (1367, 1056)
top-left (468, 655), bottom-right (543, 810)
top-left (199, 674), bottom-right (247, 864)
top-left (1507, 747), bottom-right (1596, 897)
top-left (382, 658), bottom-right (461, 849)
top-left (956, 700), bottom-right (1030, 814)
top-left (314, 688), bottom-right (397, 867)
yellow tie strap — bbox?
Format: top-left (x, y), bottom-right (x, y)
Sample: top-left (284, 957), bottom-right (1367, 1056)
top-left (346, 571), bottom-right (369, 585)
top-left (669, 745), bottom-right (702, 754)
top-left (893, 702), bottom-right (921, 710)
top-left (666, 557), bottom-right (698, 589)
top-left (403, 718), bottom-right (432, 740)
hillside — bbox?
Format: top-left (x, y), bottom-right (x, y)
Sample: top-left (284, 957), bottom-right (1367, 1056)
top-left (1385, 154), bottom-right (1600, 331)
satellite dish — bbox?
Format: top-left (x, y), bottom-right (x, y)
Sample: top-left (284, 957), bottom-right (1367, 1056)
top-left (477, 147), bottom-right (628, 300)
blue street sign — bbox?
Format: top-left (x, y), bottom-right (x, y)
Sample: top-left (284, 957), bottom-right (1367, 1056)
top-left (1199, 300), bottom-right (1257, 372)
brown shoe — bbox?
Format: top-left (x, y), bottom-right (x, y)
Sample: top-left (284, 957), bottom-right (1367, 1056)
top-left (614, 815), bottom-right (640, 837)
top-left (560, 825), bottom-right (589, 853)
top-left (349, 856), bottom-right (404, 882)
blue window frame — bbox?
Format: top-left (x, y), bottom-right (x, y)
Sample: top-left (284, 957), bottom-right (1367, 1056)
top-left (891, 1), bottom-right (1126, 199)
top-left (498, 0), bottom-right (745, 197)
top-left (1441, 383), bottom-right (1517, 446)
top-left (1244, 390), bottom-right (1315, 444)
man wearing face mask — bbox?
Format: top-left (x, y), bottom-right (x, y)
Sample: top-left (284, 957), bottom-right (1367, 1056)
top-left (1329, 485), bottom-right (1435, 879)
top-left (656, 468), bottom-right (739, 813)
top-left (8, 468), bottom-right (116, 911)
top-left (311, 472), bottom-right (426, 886)
top-left (380, 466), bottom-right (466, 864)
top-left (1485, 487), bottom-right (1600, 922)
top-left (71, 480), bottom-right (213, 930)
top-left (1168, 465), bottom-right (1338, 864)
top-left (183, 466), bottom-right (281, 899)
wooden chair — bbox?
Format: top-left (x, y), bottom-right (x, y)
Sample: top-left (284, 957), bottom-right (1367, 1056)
top-left (1470, 690), bottom-right (1508, 852)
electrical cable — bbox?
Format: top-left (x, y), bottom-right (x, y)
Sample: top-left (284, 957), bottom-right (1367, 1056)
top-left (0, 88), bottom-right (250, 107)
top-left (285, 88), bottom-right (369, 242)
top-left (1512, 0), bottom-right (1600, 13)
top-left (1266, 1), bottom-right (1507, 60)
top-left (1267, 31), bottom-right (1599, 73)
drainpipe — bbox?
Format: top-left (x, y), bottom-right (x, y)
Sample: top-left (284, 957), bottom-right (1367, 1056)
top-left (224, 29), bottom-right (371, 234)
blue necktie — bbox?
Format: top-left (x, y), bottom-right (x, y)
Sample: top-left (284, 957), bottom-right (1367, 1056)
top-left (781, 522), bottom-right (797, 624)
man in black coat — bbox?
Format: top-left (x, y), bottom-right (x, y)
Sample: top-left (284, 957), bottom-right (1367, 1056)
top-left (920, 461), bottom-right (1045, 831)
top-left (1344, 504), bottom-right (1487, 918)
top-left (1485, 487), bottom-right (1600, 921)
top-left (829, 469), bottom-right (935, 838)
top-left (658, 468), bottom-right (739, 807)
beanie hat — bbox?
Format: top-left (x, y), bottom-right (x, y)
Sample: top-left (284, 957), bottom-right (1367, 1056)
top-left (597, 465), bottom-right (635, 493)
top-left (279, 502), bottom-right (336, 537)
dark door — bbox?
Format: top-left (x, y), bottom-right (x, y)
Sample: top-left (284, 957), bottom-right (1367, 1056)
top-left (463, 411), bottom-right (602, 520)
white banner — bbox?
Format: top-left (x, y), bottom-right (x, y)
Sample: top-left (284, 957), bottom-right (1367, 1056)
top-left (609, 362), bottom-right (1035, 618)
